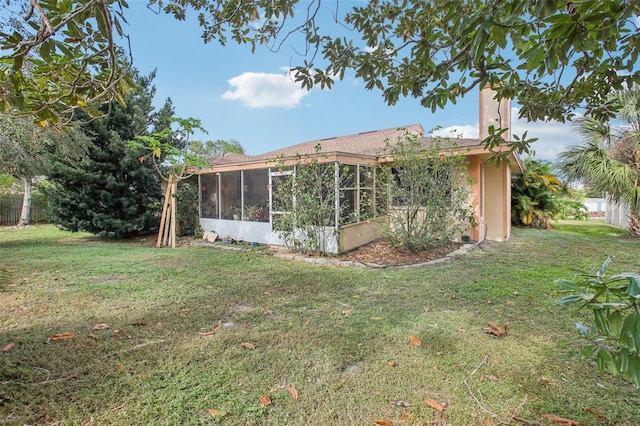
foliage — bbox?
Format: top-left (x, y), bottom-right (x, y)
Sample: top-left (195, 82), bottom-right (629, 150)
top-left (556, 257), bottom-right (640, 388)
top-left (271, 145), bottom-right (351, 254)
top-left (131, 116), bottom-right (209, 181)
top-left (0, 0), bottom-right (133, 125)
top-left (44, 71), bottom-right (165, 238)
top-left (557, 86), bottom-right (640, 235)
top-left (378, 131), bottom-right (474, 252)
top-left (187, 138), bottom-right (245, 157)
top-left (0, 113), bottom-right (88, 226)
top-left (4, 0), bottom-right (640, 153)
top-left (511, 158), bottom-right (565, 228)
top-left (556, 197), bottom-right (590, 221)
top-left (162, 0), bottom-right (638, 153)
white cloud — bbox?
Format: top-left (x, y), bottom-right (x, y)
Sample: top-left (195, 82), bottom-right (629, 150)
top-left (431, 108), bottom-right (584, 162)
top-left (222, 71), bottom-right (310, 108)
top-left (511, 108), bottom-right (583, 161)
top-left (431, 124), bottom-right (479, 139)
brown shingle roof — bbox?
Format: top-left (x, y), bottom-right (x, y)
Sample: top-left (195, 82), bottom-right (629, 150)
top-left (203, 124), bottom-right (500, 169)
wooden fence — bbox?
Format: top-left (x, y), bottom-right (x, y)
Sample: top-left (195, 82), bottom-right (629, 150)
top-left (0, 194), bottom-right (48, 225)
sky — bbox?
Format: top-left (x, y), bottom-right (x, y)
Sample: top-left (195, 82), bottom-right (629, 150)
top-left (122, 0), bottom-right (583, 161)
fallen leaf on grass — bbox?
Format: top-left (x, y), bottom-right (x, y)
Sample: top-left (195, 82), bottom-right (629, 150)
top-left (386, 361), bottom-right (397, 367)
top-left (481, 322), bottom-right (508, 337)
top-left (112, 329), bottom-right (126, 335)
top-left (408, 335), bottom-right (422, 346)
top-left (259, 395), bottom-right (271, 405)
top-left (2, 342), bottom-right (14, 352)
top-left (481, 374), bottom-right (499, 381)
top-left (287, 386), bottom-right (299, 400)
top-left (342, 309), bottom-right (353, 316)
top-left (482, 419), bottom-right (495, 426)
top-left (543, 413), bottom-right (580, 425)
top-left (582, 406), bottom-right (605, 420)
top-left (241, 342), bottom-right (255, 350)
top-left (47, 332), bottom-right (75, 342)
top-left (208, 409), bottom-right (227, 417)
top-left (392, 400), bottom-right (412, 407)
top-left (88, 333), bottom-right (99, 339)
top-left (199, 321), bottom-right (222, 336)
top-left (93, 323), bottom-right (110, 330)
top-left (373, 420), bottom-right (394, 426)
top-left (117, 364), bottom-right (124, 371)
top-left (424, 397), bottom-right (444, 412)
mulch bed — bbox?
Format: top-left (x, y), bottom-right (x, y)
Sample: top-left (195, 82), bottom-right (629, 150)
top-left (337, 239), bottom-right (462, 266)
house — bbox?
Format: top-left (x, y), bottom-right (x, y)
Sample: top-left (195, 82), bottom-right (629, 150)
top-left (197, 86), bottom-right (523, 253)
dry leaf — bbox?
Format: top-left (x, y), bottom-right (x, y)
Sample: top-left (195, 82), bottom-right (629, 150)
top-left (241, 342), bottom-right (255, 350)
top-left (482, 420), bottom-right (495, 426)
top-left (342, 309), bottom-right (353, 316)
top-left (93, 323), bottom-right (110, 330)
top-left (393, 400), bottom-right (412, 407)
top-left (287, 386), bottom-right (299, 400)
top-left (424, 397), bottom-right (444, 412)
top-left (2, 342), bottom-right (14, 352)
top-left (481, 374), bottom-right (499, 381)
top-left (208, 409), bottom-right (227, 417)
top-left (112, 329), bottom-right (126, 335)
top-left (481, 322), bottom-right (508, 337)
top-left (543, 413), bottom-right (580, 425)
top-left (373, 420), bottom-right (394, 426)
top-left (265, 309), bottom-right (274, 315)
top-left (583, 406), bottom-right (605, 420)
top-left (88, 333), bottom-right (99, 339)
top-left (408, 335), bottom-right (422, 346)
top-left (117, 364), bottom-right (124, 371)
top-left (47, 332), bottom-right (75, 342)
top-left (259, 395), bottom-right (271, 405)
top-left (386, 361), bottom-right (397, 367)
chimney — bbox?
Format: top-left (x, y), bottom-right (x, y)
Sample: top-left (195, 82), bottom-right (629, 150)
top-left (479, 85), bottom-right (511, 141)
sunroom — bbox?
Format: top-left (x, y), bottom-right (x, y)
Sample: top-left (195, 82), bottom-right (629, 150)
top-left (198, 151), bottom-right (385, 254)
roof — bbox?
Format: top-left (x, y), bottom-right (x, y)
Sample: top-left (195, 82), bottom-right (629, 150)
top-left (203, 123), bottom-right (522, 173)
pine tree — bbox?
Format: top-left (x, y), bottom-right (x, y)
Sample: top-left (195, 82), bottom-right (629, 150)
top-left (46, 71), bottom-right (174, 238)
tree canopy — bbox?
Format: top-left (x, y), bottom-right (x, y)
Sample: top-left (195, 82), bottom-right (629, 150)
top-left (2, 0), bottom-right (639, 152)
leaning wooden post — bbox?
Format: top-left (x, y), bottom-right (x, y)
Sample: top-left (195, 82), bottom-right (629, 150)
top-left (157, 177), bottom-right (172, 247)
top-left (170, 176), bottom-right (177, 248)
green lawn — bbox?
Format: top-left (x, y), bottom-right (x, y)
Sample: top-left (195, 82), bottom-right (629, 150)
top-left (1, 222), bottom-right (639, 425)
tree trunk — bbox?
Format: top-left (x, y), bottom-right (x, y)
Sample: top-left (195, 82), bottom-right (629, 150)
top-left (629, 208), bottom-right (640, 238)
top-left (17, 176), bottom-right (32, 228)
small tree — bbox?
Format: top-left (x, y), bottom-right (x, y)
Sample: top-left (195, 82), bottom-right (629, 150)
top-left (0, 114), bottom-right (88, 227)
top-left (378, 132), bottom-right (474, 252)
top-left (271, 145), bottom-right (352, 254)
top-left (131, 117), bottom-right (208, 247)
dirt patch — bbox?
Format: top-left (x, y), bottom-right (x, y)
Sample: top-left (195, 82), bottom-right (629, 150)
top-left (337, 239), bottom-right (462, 266)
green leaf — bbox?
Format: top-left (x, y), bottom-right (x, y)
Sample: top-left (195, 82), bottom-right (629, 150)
top-left (610, 310), bottom-right (623, 338)
top-left (628, 354), bottom-right (640, 387)
top-left (599, 256), bottom-right (613, 277)
top-left (621, 312), bottom-right (640, 353)
top-left (581, 344), bottom-right (595, 357)
top-left (593, 309), bottom-right (611, 335)
top-left (596, 349), bottom-right (616, 376)
top-left (617, 347), bottom-right (630, 373)
top-left (555, 278), bottom-right (582, 292)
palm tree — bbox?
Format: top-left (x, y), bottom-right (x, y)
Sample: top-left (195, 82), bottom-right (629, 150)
top-left (557, 87), bottom-right (640, 236)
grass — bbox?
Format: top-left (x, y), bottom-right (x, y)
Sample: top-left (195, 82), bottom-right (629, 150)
top-left (1, 222), bottom-right (639, 425)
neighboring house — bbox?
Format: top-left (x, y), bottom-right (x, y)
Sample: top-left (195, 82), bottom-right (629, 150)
top-left (197, 86), bottom-right (523, 253)
top-left (584, 197), bottom-right (606, 218)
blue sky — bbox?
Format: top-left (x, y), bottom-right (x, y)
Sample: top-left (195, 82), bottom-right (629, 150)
top-left (123, 0), bottom-right (582, 161)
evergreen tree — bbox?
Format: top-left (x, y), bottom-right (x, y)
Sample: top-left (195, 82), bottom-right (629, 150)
top-left (45, 71), bottom-right (174, 238)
